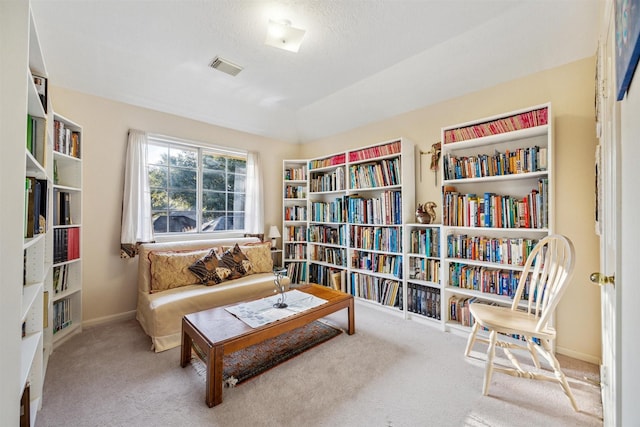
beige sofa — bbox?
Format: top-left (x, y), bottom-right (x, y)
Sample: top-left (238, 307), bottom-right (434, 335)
top-left (136, 237), bottom-right (289, 352)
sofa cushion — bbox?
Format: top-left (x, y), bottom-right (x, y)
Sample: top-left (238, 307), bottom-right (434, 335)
top-left (238, 242), bottom-right (273, 273)
top-left (188, 248), bottom-right (232, 285)
top-left (148, 249), bottom-right (209, 293)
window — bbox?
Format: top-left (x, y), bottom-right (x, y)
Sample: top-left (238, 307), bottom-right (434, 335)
top-left (147, 136), bottom-right (247, 234)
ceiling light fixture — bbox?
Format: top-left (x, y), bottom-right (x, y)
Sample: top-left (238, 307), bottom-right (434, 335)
top-left (265, 19), bottom-right (306, 53)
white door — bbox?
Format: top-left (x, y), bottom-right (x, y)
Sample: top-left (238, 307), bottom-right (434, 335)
top-left (593, 7), bottom-right (619, 426)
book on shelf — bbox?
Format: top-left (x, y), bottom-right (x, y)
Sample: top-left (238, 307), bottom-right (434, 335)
top-left (54, 120), bottom-right (81, 158)
top-left (33, 73), bottom-right (47, 113)
top-left (24, 177), bottom-right (46, 238)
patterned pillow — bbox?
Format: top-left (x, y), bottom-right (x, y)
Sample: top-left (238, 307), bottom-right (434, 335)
top-left (188, 248), bottom-right (232, 286)
top-left (238, 242), bottom-right (273, 273)
top-left (148, 249), bottom-right (209, 293)
top-left (218, 244), bottom-right (252, 279)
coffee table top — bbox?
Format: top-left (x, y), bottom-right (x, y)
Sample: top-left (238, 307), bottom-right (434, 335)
top-left (184, 284), bottom-right (352, 347)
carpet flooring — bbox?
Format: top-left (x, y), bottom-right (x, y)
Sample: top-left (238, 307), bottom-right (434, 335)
top-left (190, 320), bottom-right (342, 387)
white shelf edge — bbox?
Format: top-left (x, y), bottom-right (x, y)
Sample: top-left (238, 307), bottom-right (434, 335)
top-left (21, 282), bottom-right (43, 322)
top-left (20, 332), bottom-right (42, 391)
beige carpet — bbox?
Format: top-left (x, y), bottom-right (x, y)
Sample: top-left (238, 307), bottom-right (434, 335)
top-left (36, 301), bottom-right (602, 427)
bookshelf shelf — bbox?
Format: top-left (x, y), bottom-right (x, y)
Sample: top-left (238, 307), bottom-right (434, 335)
top-left (441, 103), bottom-right (553, 334)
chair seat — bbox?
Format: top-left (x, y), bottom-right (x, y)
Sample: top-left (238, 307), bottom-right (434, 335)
top-left (469, 303), bottom-right (556, 340)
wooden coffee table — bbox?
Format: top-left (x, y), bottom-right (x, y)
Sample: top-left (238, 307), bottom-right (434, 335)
top-left (180, 284), bottom-right (355, 407)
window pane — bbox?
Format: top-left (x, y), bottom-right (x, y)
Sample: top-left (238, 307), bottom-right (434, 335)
top-left (169, 146), bottom-right (197, 168)
top-left (169, 190), bottom-right (196, 211)
top-left (148, 165), bottom-right (167, 188)
top-left (228, 158), bottom-right (246, 174)
top-left (202, 170), bottom-right (225, 191)
top-left (202, 191), bottom-right (225, 211)
top-left (227, 173), bottom-right (245, 192)
top-left (150, 189), bottom-right (168, 210)
top-left (166, 211), bottom-right (196, 233)
top-left (228, 192), bottom-right (245, 211)
top-left (148, 143), bottom-right (168, 166)
top-left (152, 212), bottom-right (169, 233)
top-left (169, 168), bottom-right (196, 189)
top-left (203, 153), bottom-right (226, 170)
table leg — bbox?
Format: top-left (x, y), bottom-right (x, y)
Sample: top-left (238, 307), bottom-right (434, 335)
top-left (206, 345), bottom-right (224, 407)
top-left (347, 298), bottom-right (355, 335)
top-left (180, 322), bottom-right (192, 368)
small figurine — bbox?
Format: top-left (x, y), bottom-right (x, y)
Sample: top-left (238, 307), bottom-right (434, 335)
top-left (416, 201), bottom-right (437, 224)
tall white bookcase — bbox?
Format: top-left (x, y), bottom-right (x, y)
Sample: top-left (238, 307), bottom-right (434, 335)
top-left (282, 160), bottom-right (309, 284)
top-left (0, 3), bottom-right (83, 424)
top-left (440, 103), bottom-right (553, 335)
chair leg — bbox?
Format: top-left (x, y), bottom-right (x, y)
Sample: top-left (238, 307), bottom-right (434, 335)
top-left (483, 329), bottom-right (497, 396)
top-left (465, 322), bottom-right (479, 357)
top-left (526, 337), bottom-right (541, 368)
top-left (539, 339), bottom-right (578, 411)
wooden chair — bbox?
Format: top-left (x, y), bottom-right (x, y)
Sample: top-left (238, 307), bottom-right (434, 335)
top-left (464, 234), bottom-right (578, 411)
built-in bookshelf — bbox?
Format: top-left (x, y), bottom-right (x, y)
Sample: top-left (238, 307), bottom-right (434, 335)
top-left (282, 160), bottom-right (308, 284)
top-left (307, 151), bottom-right (348, 291)
top-left (286, 139), bottom-right (414, 312)
top-left (51, 113), bottom-right (83, 346)
top-left (440, 103), bottom-right (553, 335)
top-left (1, 5), bottom-right (83, 423)
top-left (403, 224), bottom-right (442, 323)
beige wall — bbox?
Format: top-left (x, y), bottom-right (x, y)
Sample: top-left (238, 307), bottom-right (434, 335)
top-left (50, 87), bottom-right (300, 325)
top-left (300, 57), bottom-right (601, 362)
top-left (52, 55), bottom-right (601, 362)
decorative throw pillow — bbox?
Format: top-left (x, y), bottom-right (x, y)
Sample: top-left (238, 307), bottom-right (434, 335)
top-left (148, 249), bottom-right (209, 293)
top-left (188, 248), bottom-right (231, 286)
top-left (218, 244), bottom-right (252, 279)
top-left (238, 242), bottom-right (273, 273)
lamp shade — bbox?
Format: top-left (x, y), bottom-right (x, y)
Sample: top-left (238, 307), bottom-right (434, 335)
top-left (268, 225), bottom-right (281, 239)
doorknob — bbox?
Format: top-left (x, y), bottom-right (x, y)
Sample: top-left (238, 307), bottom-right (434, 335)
top-left (590, 272), bottom-right (615, 287)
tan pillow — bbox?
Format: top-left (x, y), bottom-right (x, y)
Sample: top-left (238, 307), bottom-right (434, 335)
top-left (148, 249), bottom-right (209, 293)
top-left (238, 242), bottom-right (273, 273)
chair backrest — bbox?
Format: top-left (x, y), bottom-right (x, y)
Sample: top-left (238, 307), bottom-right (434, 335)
top-left (510, 234), bottom-right (576, 332)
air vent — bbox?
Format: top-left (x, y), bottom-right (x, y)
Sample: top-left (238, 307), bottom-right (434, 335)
top-left (209, 56), bottom-right (243, 76)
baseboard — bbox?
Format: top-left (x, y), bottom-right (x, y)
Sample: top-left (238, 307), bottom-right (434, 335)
top-left (556, 345), bottom-right (601, 365)
top-left (83, 310), bottom-right (137, 328)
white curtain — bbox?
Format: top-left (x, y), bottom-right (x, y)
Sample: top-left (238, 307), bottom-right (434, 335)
top-left (244, 151), bottom-right (264, 234)
top-left (120, 130), bottom-right (153, 258)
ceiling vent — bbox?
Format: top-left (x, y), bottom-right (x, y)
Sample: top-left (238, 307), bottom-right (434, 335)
top-left (209, 56), bottom-right (243, 76)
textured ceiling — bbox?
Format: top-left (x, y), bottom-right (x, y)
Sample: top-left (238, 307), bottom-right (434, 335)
top-left (30, 0), bottom-right (603, 143)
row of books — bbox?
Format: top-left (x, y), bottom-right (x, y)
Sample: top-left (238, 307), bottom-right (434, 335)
top-left (309, 198), bottom-right (346, 223)
top-left (284, 165), bottom-right (307, 181)
top-left (443, 146), bottom-right (548, 181)
top-left (351, 251), bottom-right (402, 277)
top-left (446, 234), bottom-right (538, 266)
top-left (26, 115), bottom-right (46, 164)
top-left (310, 167), bottom-right (345, 192)
top-left (309, 264), bottom-right (345, 288)
top-left (348, 157), bottom-right (400, 189)
top-left (53, 264), bottom-right (71, 294)
top-left (349, 140), bottom-right (401, 163)
top-left (407, 284), bottom-right (441, 320)
top-left (347, 190), bottom-right (403, 225)
top-left (54, 120), bottom-right (81, 158)
top-left (408, 227), bottom-right (440, 257)
top-left (24, 177), bottom-right (47, 238)
top-left (309, 153), bottom-right (346, 170)
top-left (284, 242), bottom-right (307, 260)
top-left (284, 206), bottom-right (307, 221)
top-left (307, 224), bottom-right (346, 245)
top-left (408, 257), bottom-right (440, 283)
top-left (448, 262), bottom-right (529, 299)
top-left (443, 181), bottom-right (549, 229)
top-left (349, 225), bottom-right (402, 253)
top-left (443, 107), bottom-right (548, 144)
top-left (284, 184), bottom-right (306, 199)
top-left (285, 261), bottom-right (306, 284)
top-left (351, 273), bottom-right (400, 307)
top-left (52, 298), bottom-right (72, 334)
top-left (53, 227), bottom-right (80, 264)
top-left (284, 225), bottom-right (307, 242)
top-left (310, 245), bottom-right (347, 266)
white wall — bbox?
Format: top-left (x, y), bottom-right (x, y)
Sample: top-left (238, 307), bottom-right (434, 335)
top-left (49, 87), bottom-right (300, 325)
top-left (300, 57), bottom-right (602, 363)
